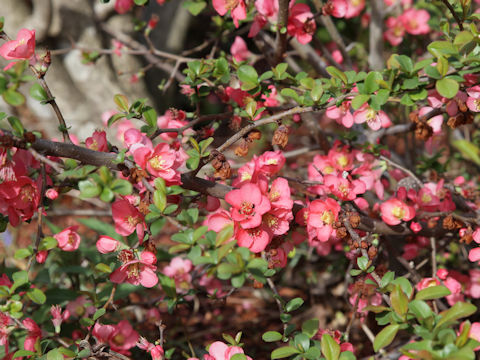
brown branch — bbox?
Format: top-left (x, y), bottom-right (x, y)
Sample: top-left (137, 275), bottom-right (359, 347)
top-left (369, 0), bottom-right (384, 70)
top-left (274, 0), bottom-right (290, 64)
top-left (440, 0), bottom-right (464, 31)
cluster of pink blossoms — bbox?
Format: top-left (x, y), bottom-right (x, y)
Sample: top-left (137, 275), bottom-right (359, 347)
top-left (207, 151), bottom-right (293, 254)
top-left (326, 99), bottom-right (392, 131)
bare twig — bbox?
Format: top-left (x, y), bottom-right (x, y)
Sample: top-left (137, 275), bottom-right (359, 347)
top-left (379, 155), bottom-right (423, 187)
top-left (369, 0), bottom-right (384, 70)
top-left (440, 0), bottom-right (464, 30)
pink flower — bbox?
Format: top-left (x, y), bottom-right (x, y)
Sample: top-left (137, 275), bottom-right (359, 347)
top-left (133, 143), bottom-right (182, 185)
top-left (206, 341), bottom-right (252, 360)
top-left (115, 0), bottom-right (134, 14)
top-left (23, 318), bottom-right (41, 352)
top-left (326, 100), bottom-right (354, 128)
top-left (0, 313), bottom-right (10, 346)
top-left (50, 305), bottom-right (65, 333)
top-left (45, 188), bottom-right (58, 200)
top-left (54, 225), bottom-right (81, 251)
top-left (212, 0), bottom-right (247, 27)
top-left (287, 3), bottom-right (316, 44)
top-left (162, 257), bottom-right (193, 293)
top-left (66, 296), bottom-right (95, 318)
top-left (467, 269), bottom-right (480, 298)
top-left (324, 175), bottom-right (366, 201)
top-left (354, 104), bottom-right (392, 131)
top-left (137, 337), bottom-right (164, 360)
top-left (96, 235), bottom-right (120, 254)
top-left (110, 250), bottom-right (158, 288)
top-left (323, 0), bottom-right (347, 18)
top-left (93, 320), bottom-right (139, 354)
top-left (226, 183), bottom-right (271, 229)
top-left (384, 16), bottom-right (405, 46)
top-left (112, 199), bottom-right (145, 238)
top-left (255, 150), bottom-right (286, 176)
top-left (236, 224), bottom-right (272, 252)
top-left (231, 36), bottom-right (250, 62)
top-left (345, 0), bottom-right (365, 18)
top-left (307, 198), bottom-right (341, 242)
top-left (36, 250), bottom-right (48, 263)
top-left (400, 9), bottom-right (430, 35)
top-left (85, 130), bottom-right (108, 152)
top-left (380, 198), bottom-right (415, 225)
top-left (416, 277), bottom-right (440, 291)
top-left (0, 28), bottom-right (35, 60)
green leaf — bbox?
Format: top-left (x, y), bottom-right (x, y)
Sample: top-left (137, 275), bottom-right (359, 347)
top-left (3, 88), bottom-right (25, 106)
top-left (7, 116), bottom-right (24, 136)
top-left (183, 0), bottom-right (207, 15)
top-left (357, 256), bottom-right (369, 271)
top-left (30, 83), bottom-right (48, 102)
top-left (111, 179), bottom-right (133, 195)
top-left (436, 302), bottom-right (477, 329)
top-left (27, 288), bottom-right (46, 304)
top-left (78, 179), bottom-right (102, 198)
top-left (271, 346), bottom-right (301, 359)
top-left (39, 236), bottom-right (58, 251)
top-left (159, 274), bottom-right (176, 298)
top-left (280, 88), bottom-right (301, 104)
top-left (285, 297), bottom-right (304, 312)
top-left (428, 40), bottom-right (458, 57)
top-left (153, 189), bottom-right (167, 212)
top-left (108, 113), bottom-right (126, 127)
top-left (351, 94), bottom-right (370, 110)
top-left (134, 0), bottom-right (148, 4)
top-left (14, 247), bottom-right (33, 259)
top-left (302, 318), bottom-right (319, 338)
top-left (143, 108), bottom-right (157, 128)
top-left (390, 285), bottom-right (408, 316)
top-left (77, 218), bottom-right (121, 240)
top-left (262, 331), bottom-right (283, 342)
top-left (452, 139), bottom-right (480, 165)
top-left (326, 66), bottom-right (348, 84)
top-left (230, 354), bottom-right (247, 360)
top-left (95, 263), bottom-right (112, 273)
top-left (93, 308), bottom-right (106, 320)
top-left (408, 299), bottom-right (433, 320)
top-left (238, 65), bottom-right (259, 90)
top-left (395, 55), bottom-right (413, 74)
top-left (114, 94), bottom-right (129, 112)
top-left (363, 71), bottom-right (380, 94)
top-left (14, 350), bottom-right (36, 358)
top-left (415, 285), bottom-right (451, 300)
top-left (47, 348), bottom-right (64, 360)
top-left (100, 187), bottom-right (114, 202)
top-left (321, 333), bottom-right (340, 360)
top-left (436, 78), bottom-right (459, 99)
top-left (380, 271), bottom-right (395, 288)
top-left (373, 324), bottom-right (400, 352)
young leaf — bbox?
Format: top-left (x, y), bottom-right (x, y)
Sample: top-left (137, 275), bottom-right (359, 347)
top-left (373, 324), bottom-right (400, 352)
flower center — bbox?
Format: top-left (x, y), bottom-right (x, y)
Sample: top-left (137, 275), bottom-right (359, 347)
top-left (240, 201), bottom-right (255, 216)
top-left (20, 185), bottom-right (35, 202)
top-left (225, 0), bottom-right (239, 11)
top-left (149, 155), bottom-right (166, 170)
top-left (321, 210), bottom-right (334, 224)
top-left (323, 165), bottom-right (334, 174)
top-left (264, 214), bottom-right (279, 230)
top-left (127, 262), bottom-right (140, 279)
top-left (68, 234), bottom-right (77, 245)
top-left (127, 215), bottom-right (140, 228)
top-left (392, 206), bottom-right (405, 220)
top-left (269, 190), bottom-right (280, 202)
top-left (112, 333), bottom-right (126, 346)
top-left (421, 193), bottom-right (432, 203)
top-left (337, 155), bottom-right (348, 168)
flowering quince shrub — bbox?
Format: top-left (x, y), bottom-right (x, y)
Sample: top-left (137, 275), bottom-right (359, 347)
top-left (3, 0), bottom-right (480, 359)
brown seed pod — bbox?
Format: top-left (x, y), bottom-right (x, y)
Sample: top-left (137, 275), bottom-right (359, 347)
top-left (272, 125), bottom-right (289, 148)
top-left (235, 139), bottom-right (249, 157)
top-left (246, 129), bottom-right (262, 142)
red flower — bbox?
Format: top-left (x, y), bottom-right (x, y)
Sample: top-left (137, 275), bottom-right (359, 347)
top-left (380, 198), bottom-right (415, 225)
top-left (133, 143), bottom-right (182, 185)
top-left (85, 130), bottom-right (108, 152)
